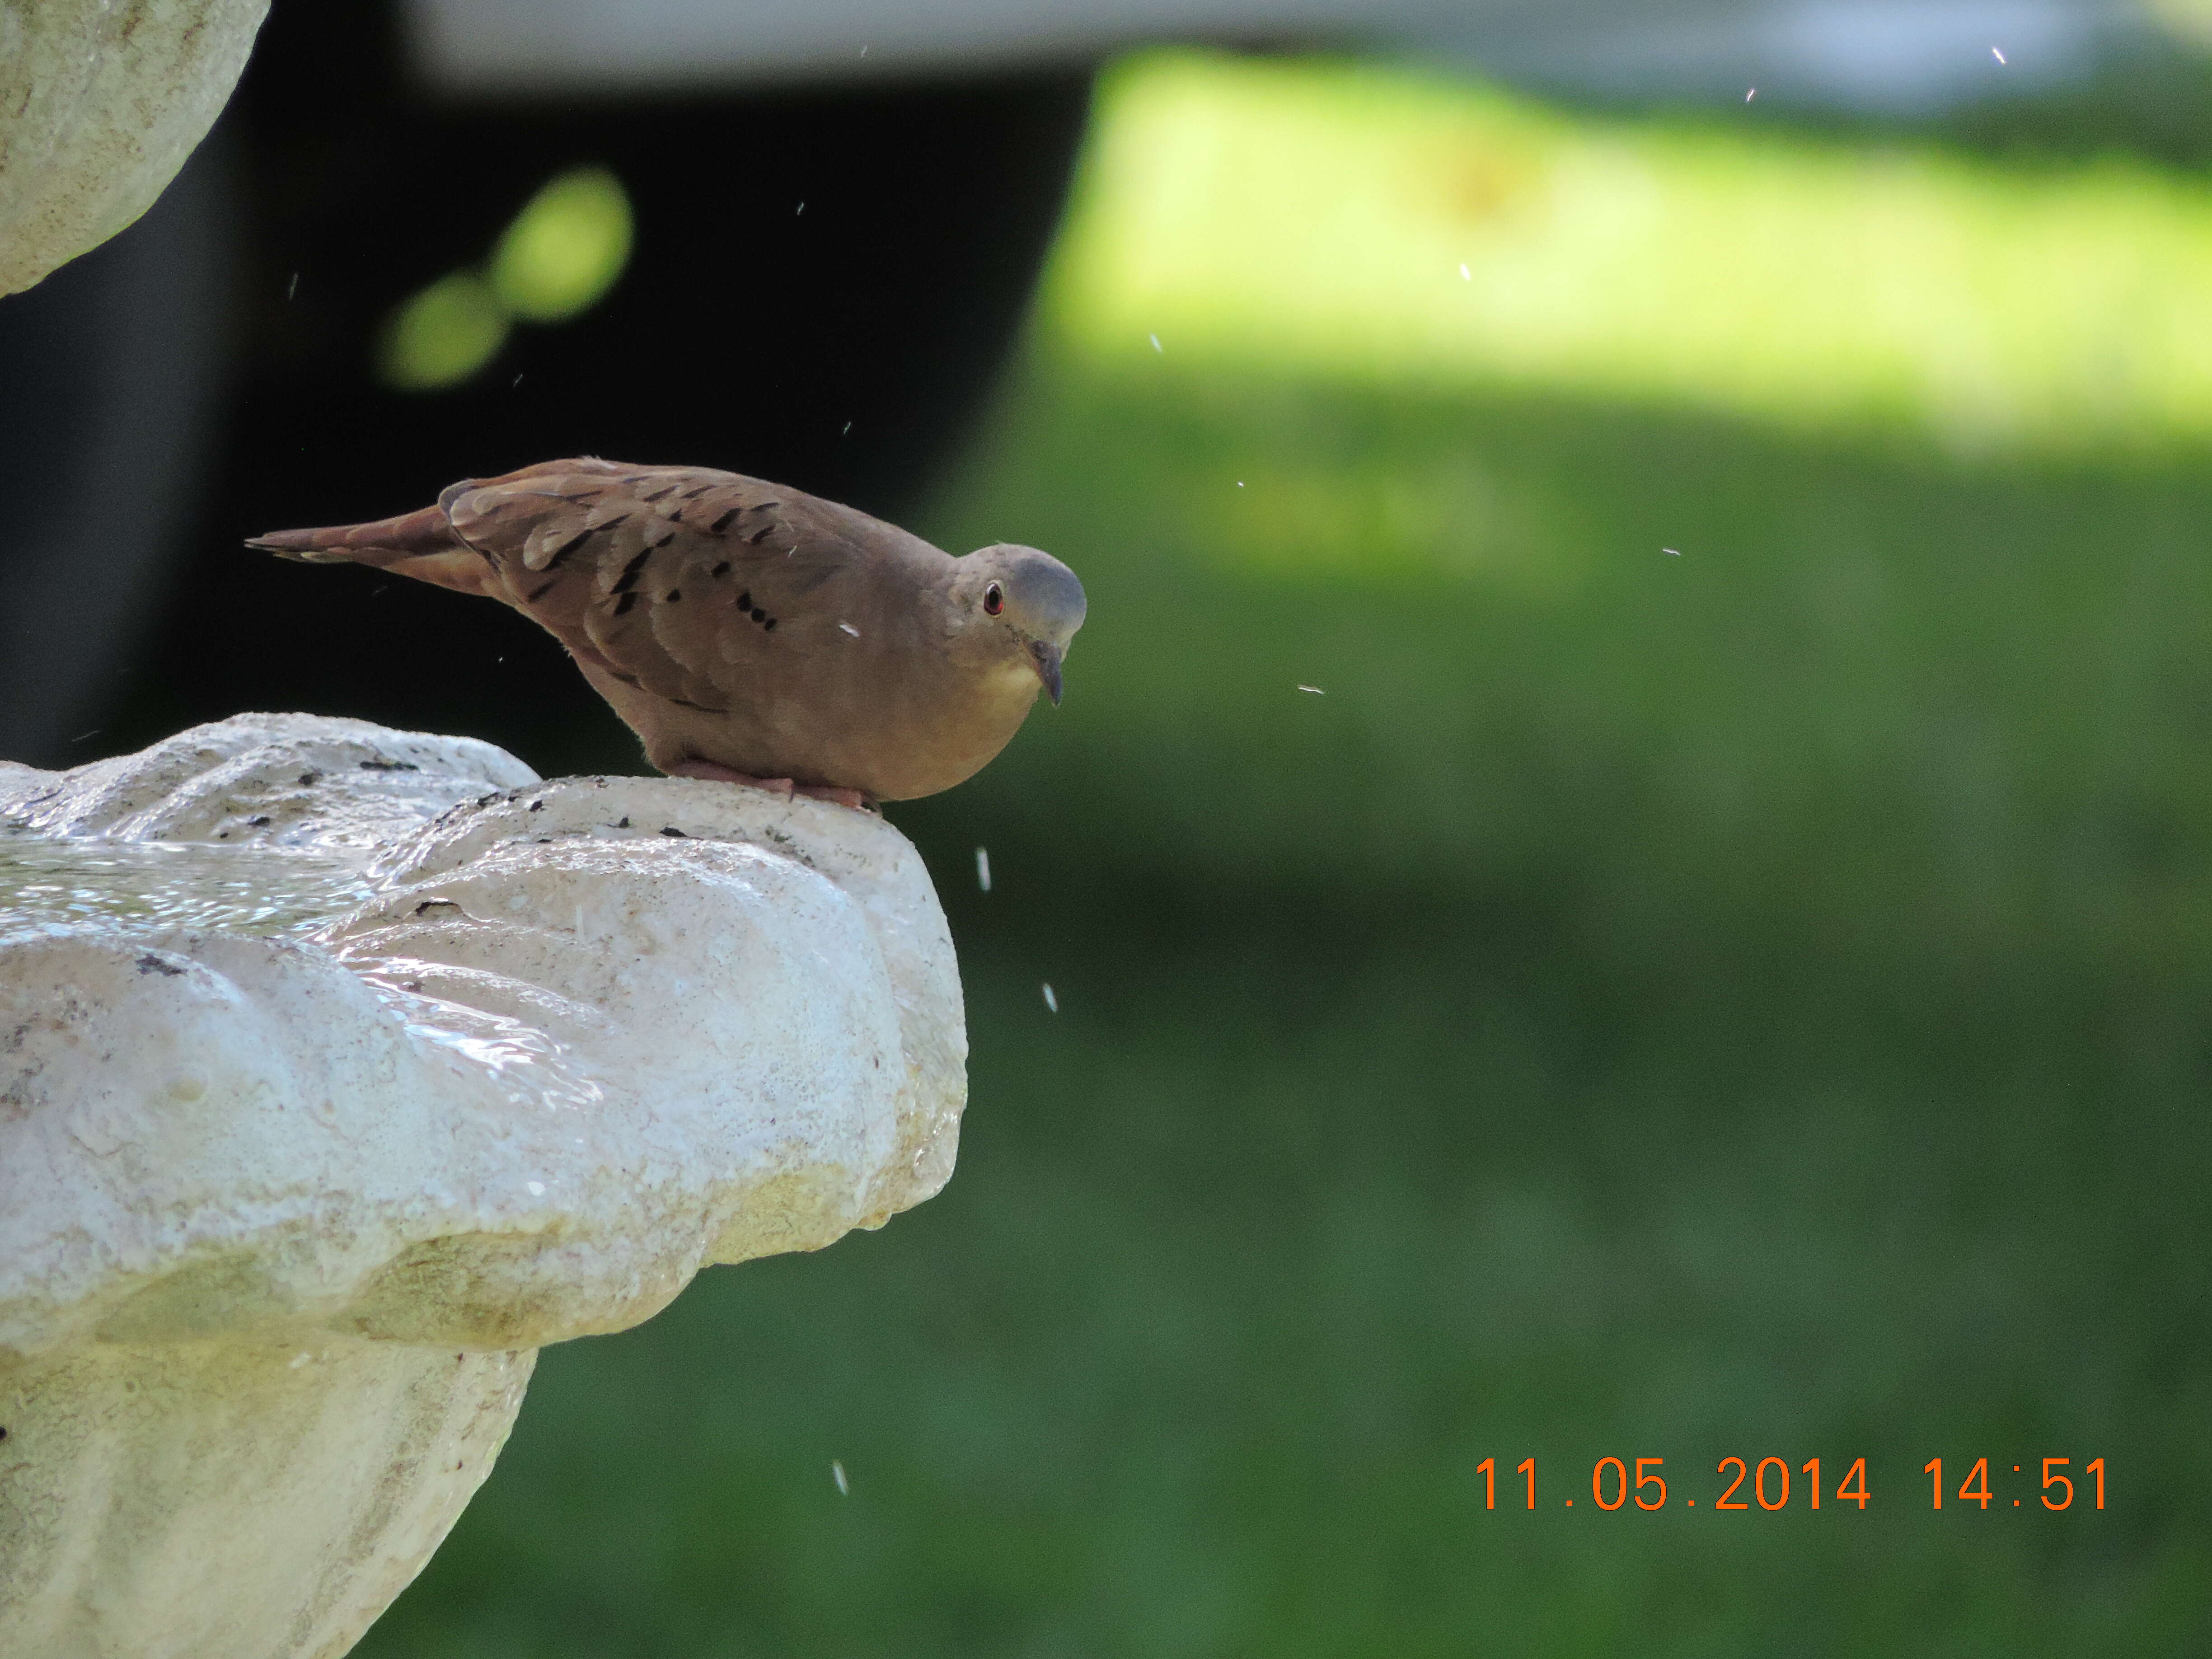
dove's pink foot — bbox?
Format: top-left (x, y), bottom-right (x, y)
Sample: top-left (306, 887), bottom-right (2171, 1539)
top-left (665, 759), bottom-right (871, 810)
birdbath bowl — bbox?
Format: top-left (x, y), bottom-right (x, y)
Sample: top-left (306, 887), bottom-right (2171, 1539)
top-left (0, 713), bottom-right (966, 1658)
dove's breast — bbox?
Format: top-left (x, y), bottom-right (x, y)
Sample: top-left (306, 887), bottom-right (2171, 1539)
top-left (577, 621), bottom-right (1041, 800)
top-left (522, 518), bottom-right (1037, 800)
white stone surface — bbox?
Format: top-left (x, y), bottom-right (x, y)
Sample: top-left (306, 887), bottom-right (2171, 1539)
top-left (0, 0), bottom-right (270, 295)
top-left (0, 713), bottom-right (967, 1657)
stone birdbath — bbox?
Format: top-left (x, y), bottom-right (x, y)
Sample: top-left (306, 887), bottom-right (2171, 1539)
top-left (0, 713), bottom-right (966, 1657)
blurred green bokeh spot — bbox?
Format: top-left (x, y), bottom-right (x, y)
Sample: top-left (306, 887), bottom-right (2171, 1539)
top-left (376, 165), bottom-right (633, 390)
top-left (490, 165), bottom-right (635, 324)
top-left (375, 271), bottom-right (510, 392)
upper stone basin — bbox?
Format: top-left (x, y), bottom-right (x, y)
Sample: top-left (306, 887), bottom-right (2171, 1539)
top-left (0, 713), bottom-right (967, 1658)
top-left (0, 712), bottom-right (966, 1359)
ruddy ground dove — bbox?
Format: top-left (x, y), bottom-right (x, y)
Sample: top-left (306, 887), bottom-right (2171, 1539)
top-left (250, 458), bottom-right (1086, 805)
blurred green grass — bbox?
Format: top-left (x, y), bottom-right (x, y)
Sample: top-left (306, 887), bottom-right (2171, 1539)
top-left (356, 52), bottom-right (2212, 1657)
top-left (1052, 52), bottom-right (2212, 452)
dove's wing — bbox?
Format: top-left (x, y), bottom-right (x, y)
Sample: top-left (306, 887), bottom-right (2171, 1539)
top-left (441, 459), bottom-right (932, 717)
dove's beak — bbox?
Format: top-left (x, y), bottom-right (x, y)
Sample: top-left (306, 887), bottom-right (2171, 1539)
top-left (1029, 641), bottom-right (1065, 706)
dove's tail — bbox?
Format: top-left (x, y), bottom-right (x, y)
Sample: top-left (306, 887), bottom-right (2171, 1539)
top-left (248, 505), bottom-right (493, 596)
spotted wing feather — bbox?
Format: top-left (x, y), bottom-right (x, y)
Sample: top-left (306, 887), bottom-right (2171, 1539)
top-left (440, 459), bottom-right (878, 713)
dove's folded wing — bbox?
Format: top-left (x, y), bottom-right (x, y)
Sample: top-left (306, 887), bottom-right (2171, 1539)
top-left (441, 461), bottom-right (878, 714)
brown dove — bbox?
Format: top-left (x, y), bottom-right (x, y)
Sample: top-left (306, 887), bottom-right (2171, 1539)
top-left (249, 458), bottom-right (1086, 805)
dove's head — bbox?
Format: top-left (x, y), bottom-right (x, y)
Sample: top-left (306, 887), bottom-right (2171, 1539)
top-left (956, 544), bottom-right (1087, 705)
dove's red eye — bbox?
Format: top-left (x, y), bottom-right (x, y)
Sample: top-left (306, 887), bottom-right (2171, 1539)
top-left (983, 582), bottom-right (1004, 615)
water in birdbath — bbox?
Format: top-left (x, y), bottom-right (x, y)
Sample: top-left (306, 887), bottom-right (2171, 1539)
top-left (0, 821), bottom-right (372, 938)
